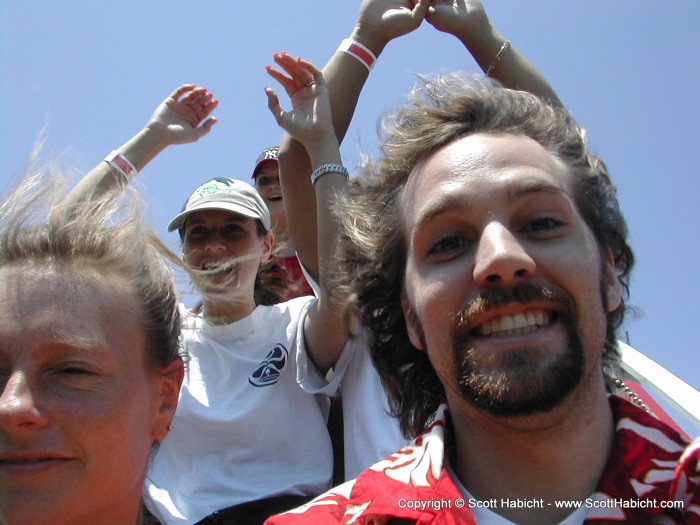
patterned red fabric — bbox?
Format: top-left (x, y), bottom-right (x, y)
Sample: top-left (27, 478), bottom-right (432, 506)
top-left (266, 396), bottom-right (700, 524)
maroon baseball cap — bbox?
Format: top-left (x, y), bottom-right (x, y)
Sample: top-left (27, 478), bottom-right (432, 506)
top-left (251, 146), bottom-right (279, 179)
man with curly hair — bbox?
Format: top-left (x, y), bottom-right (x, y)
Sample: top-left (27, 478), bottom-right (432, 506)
top-left (267, 71), bottom-right (699, 525)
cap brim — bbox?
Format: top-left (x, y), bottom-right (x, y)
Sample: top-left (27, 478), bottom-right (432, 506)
top-left (252, 158), bottom-right (279, 179)
top-left (167, 202), bottom-right (265, 232)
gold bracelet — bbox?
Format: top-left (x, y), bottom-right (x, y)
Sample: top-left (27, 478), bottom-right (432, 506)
top-left (486, 40), bottom-right (511, 77)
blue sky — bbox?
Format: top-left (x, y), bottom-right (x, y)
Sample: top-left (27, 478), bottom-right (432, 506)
top-left (2, 2), bottom-right (699, 434)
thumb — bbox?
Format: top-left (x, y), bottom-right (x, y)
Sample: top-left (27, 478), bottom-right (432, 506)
top-left (199, 117), bottom-right (218, 134)
top-left (265, 87), bottom-right (285, 126)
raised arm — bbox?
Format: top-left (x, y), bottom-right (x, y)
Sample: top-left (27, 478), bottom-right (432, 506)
top-left (64, 85), bottom-right (218, 207)
top-left (279, 0), bottom-right (562, 280)
top-left (266, 54), bottom-right (348, 373)
top-left (426, 0), bottom-right (562, 106)
top-left (278, 0), bottom-right (431, 281)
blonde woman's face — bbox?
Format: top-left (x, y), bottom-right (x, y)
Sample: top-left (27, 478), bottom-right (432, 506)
top-left (0, 264), bottom-right (174, 525)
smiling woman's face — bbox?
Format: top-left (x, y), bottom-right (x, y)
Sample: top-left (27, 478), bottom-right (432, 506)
top-left (0, 263), bottom-right (173, 525)
top-left (182, 209), bottom-right (273, 296)
top-left (254, 162), bottom-right (285, 216)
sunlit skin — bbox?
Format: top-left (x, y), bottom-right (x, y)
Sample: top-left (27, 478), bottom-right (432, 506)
top-left (182, 209), bottom-right (274, 322)
top-left (254, 163), bottom-right (285, 218)
top-left (0, 264), bottom-right (181, 525)
top-left (254, 163), bottom-right (295, 257)
top-left (400, 133), bottom-right (621, 522)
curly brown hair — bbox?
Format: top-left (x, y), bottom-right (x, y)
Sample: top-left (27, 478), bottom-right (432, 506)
top-left (335, 73), bottom-right (634, 438)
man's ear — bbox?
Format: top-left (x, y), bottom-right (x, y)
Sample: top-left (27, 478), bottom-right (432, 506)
top-left (401, 293), bottom-right (426, 351)
top-left (603, 247), bottom-right (622, 313)
top-left (151, 358), bottom-right (185, 442)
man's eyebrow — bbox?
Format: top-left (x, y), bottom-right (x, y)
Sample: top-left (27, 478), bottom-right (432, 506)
top-left (411, 192), bottom-right (472, 235)
top-left (507, 178), bottom-right (569, 201)
top-left (410, 178), bottom-right (569, 234)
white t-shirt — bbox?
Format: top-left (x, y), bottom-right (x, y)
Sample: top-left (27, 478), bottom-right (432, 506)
top-left (143, 297), bottom-right (334, 525)
top-left (298, 326), bottom-right (407, 480)
top-left (296, 259), bottom-right (407, 479)
top-left (448, 463), bottom-right (590, 524)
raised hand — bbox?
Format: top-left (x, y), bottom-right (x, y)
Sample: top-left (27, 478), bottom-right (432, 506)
top-left (265, 53), bottom-right (335, 155)
top-left (144, 84), bottom-right (219, 146)
top-left (425, 0), bottom-right (489, 43)
top-left (353, 0), bottom-right (431, 52)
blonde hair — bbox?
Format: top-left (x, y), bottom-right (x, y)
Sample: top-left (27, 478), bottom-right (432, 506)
top-left (0, 155), bottom-right (181, 369)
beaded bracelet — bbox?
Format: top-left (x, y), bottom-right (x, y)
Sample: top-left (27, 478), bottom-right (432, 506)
top-left (486, 40), bottom-right (511, 77)
top-left (310, 163), bottom-right (349, 186)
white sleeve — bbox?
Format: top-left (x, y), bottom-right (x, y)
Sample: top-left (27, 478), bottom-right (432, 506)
top-left (295, 299), bottom-right (357, 395)
top-left (298, 252), bottom-right (320, 298)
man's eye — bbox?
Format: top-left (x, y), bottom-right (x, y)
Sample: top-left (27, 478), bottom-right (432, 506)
top-left (429, 234), bottom-right (467, 255)
top-left (523, 217), bottom-right (563, 235)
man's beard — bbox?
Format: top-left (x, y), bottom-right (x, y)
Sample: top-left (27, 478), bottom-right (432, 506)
top-left (452, 283), bottom-right (585, 418)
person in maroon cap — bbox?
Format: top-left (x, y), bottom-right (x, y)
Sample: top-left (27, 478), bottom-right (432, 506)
top-left (252, 146), bottom-right (314, 300)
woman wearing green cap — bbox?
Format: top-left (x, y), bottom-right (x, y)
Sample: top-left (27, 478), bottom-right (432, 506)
top-left (64, 61), bottom-right (349, 523)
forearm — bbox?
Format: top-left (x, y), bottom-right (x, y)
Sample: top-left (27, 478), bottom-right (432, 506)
top-left (64, 84), bottom-right (217, 209)
top-left (324, 29), bottom-right (384, 142)
top-left (305, 145), bottom-right (349, 374)
top-left (64, 126), bottom-right (170, 208)
top-left (278, 35), bottom-right (380, 278)
top-left (308, 136), bottom-right (343, 289)
top-left (460, 22), bottom-right (562, 107)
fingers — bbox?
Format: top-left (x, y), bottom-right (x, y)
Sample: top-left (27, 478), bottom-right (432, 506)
top-left (264, 86), bottom-right (285, 126)
top-left (271, 52), bottom-right (319, 91)
top-left (412, 0), bottom-right (431, 22)
top-left (168, 84), bottom-right (197, 101)
top-left (181, 87), bottom-right (212, 109)
top-left (265, 64), bottom-right (298, 97)
top-left (177, 86), bottom-right (218, 123)
top-left (197, 96), bottom-right (219, 122)
top-left (296, 58), bottom-right (325, 86)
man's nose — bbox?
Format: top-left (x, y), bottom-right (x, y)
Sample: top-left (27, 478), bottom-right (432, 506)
top-left (473, 222), bottom-right (536, 287)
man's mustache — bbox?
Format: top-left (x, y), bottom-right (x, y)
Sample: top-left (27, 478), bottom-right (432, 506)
top-left (453, 282), bottom-right (575, 344)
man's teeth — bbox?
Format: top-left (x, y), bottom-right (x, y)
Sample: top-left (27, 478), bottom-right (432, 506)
top-left (478, 309), bottom-right (551, 337)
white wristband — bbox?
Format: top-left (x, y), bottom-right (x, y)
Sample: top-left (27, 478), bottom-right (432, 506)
top-left (337, 38), bottom-right (377, 72)
top-left (104, 150), bottom-right (138, 181)
top-left (310, 163), bottom-right (349, 186)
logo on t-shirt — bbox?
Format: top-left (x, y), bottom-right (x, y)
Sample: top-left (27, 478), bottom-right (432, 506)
top-left (248, 344), bottom-right (288, 387)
